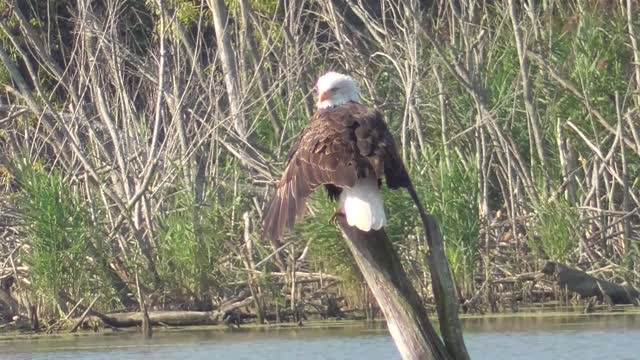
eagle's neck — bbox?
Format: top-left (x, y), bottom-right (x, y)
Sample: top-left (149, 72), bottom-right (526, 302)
top-left (319, 100), bottom-right (359, 109)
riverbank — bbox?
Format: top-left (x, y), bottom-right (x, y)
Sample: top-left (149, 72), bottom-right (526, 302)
top-left (2, 305), bottom-right (639, 342)
top-left (2, 311), bottom-right (640, 360)
top-left (2, 259), bottom-right (637, 338)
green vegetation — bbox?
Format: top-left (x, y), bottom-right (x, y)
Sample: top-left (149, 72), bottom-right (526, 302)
top-left (0, 0), bottom-right (638, 329)
top-left (418, 152), bottom-right (480, 297)
top-left (529, 199), bottom-right (583, 264)
top-left (13, 161), bottom-right (95, 307)
top-left (155, 188), bottom-right (226, 304)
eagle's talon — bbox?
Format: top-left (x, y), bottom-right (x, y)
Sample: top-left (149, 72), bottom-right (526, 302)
top-left (330, 210), bottom-right (344, 226)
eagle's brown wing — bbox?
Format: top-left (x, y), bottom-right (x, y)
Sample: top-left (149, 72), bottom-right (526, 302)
top-left (262, 102), bottom-right (410, 244)
top-left (352, 105), bottom-right (411, 190)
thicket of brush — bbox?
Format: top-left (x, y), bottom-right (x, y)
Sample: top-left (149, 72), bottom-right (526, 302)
top-left (0, 0), bottom-right (638, 327)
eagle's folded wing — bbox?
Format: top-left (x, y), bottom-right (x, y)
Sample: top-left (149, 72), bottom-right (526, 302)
top-left (362, 110), bottom-right (411, 190)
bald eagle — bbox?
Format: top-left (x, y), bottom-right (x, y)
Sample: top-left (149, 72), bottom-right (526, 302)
top-left (263, 72), bottom-right (412, 244)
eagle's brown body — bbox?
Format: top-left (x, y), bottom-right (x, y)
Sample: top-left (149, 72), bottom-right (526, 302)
top-left (263, 102), bottom-right (410, 243)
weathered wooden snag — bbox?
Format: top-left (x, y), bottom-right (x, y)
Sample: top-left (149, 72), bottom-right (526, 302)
top-left (421, 214), bottom-right (470, 360)
top-left (337, 216), bottom-right (467, 360)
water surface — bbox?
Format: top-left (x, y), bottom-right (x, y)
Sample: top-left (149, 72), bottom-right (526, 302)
top-left (2, 313), bottom-right (639, 359)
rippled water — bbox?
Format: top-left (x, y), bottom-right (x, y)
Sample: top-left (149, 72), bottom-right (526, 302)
top-left (2, 313), bottom-right (639, 360)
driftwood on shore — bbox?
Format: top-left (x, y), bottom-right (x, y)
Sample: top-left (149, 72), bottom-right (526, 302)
top-left (104, 296), bottom-right (254, 328)
top-left (61, 293), bottom-right (254, 329)
top-left (99, 309), bottom-right (223, 327)
top-left (542, 262), bottom-right (640, 304)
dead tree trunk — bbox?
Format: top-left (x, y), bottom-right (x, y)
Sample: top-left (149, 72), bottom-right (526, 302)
top-left (422, 215), bottom-right (470, 360)
top-left (337, 217), bottom-right (450, 360)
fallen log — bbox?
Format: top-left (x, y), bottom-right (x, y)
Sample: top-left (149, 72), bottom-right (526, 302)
top-left (66, 294), bottom-right (254, 329)
top-left (0, 267), bottom-right (29, 280)
top-left (492, 272), bottom-right (542, 284)
top-left (97, 296), bottom-right (254, 328)
top-left (101, 310), bottom-right (218, 327)
top-left (250, 271), bottom-right (342, 282)
top-left (228, 278), bottom-right (339, 288)
top-left (70, 295), bottom-right (100, 333)
top-left (541, 262), bottom-right (640, 305)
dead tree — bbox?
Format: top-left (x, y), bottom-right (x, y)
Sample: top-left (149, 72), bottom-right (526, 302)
top-left (337, 214), bottom-right (469, 360)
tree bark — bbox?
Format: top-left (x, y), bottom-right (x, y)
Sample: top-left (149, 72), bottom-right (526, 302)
top-left (336, 217), bottom-right (450, 360)
top-left (73, 297), bottom-right (254, 328)
top-left (207, 0), bottom-right (246, 138)
top-left (422, 215), bottom-right (470, 360)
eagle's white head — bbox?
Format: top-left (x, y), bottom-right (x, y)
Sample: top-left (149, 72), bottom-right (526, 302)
top-left (315, 72), bottom-right (360, 109)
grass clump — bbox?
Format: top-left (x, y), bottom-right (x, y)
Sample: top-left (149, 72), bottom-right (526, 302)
top-left (415, 150), bottom-right (480, 297)
top-left (14, 161), bottom-right (93, 305)
top-left (156, 185), bottom-right (234, 306)
top-left (528, 199), bottom-right (583, 264)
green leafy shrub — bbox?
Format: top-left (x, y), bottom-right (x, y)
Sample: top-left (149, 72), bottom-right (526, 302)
top-left (414, 150), bottom-right (480, 296)
top-left (528, 199), bottom-right (583, 264)
top-left (15, 161), bottom-right (92, 302)
top-left (156, 186), bottom-right (229, 304)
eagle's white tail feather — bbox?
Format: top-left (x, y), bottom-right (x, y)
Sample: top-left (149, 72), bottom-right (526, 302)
top-left (339, 177), bottom-right (386, 231)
